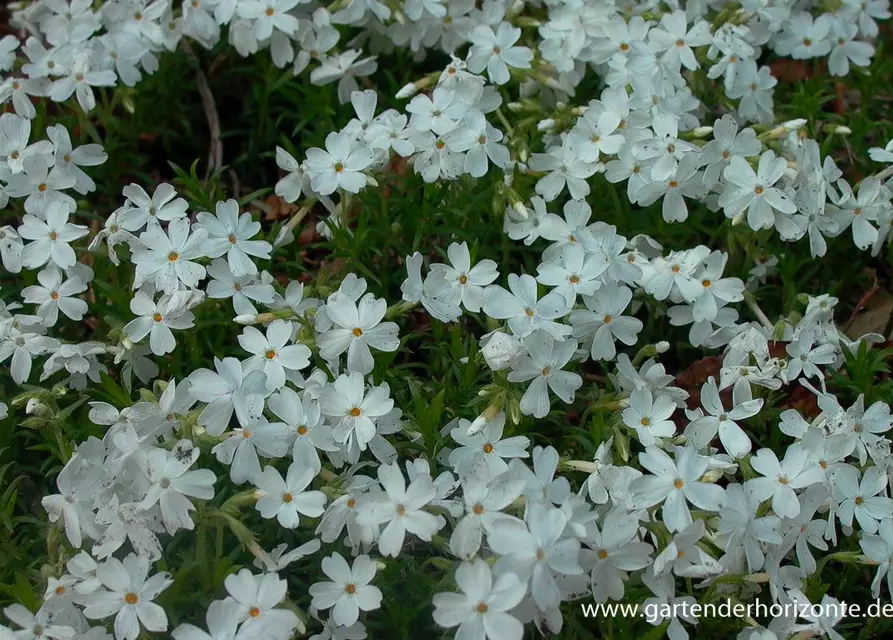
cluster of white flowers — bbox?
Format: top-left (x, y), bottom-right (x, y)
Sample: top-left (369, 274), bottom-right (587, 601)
top-left (3, 0), bottom-right (893, 639)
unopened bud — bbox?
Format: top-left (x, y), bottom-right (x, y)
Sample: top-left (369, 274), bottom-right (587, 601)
top-left (536, 118), bottom-right (556, 132)
top-left (693, 126), bottom-right (714, 138)
top-left (26, 398), bottom-right (49, 416)
top-left (467, 403), bottom-right (503, 436)
top-left (564, 459), bottom-right (599, 473)
top-left (396, 82), bottom-right (418, 99)
top-left (512, 200), bottom-right (528, 219)
top-left (234, 314), bottom-right (258, 325)
top-left (480, 331), bottom-right (523, 370)
top-left (823, 123), bottom-right (851, 135)
top-left (655, 340), bottom-right (670, 354)
top-left (782, 118), bottom-right (808, 131)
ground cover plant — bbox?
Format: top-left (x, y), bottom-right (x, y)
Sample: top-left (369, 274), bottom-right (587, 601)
top-left (1, 0), bottom-right (893, 639)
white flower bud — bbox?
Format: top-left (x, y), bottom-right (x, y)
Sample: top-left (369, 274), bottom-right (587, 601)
top-left (536, 118), bottom-right (555, 132)
top-left (26, 398), bottom-right (48, 416)
top-left (782, 118), bottom-right (808, 131)
top-left (655, 340), bottom-right (670, 354)
top-left (396, 82), bottom-right (418, 99)
top-left (234, 314), bottom-right (258, 325)
top-left (466, 415), bottom-right (489, 436)
top-left (564, 459), bottom-right (599, 473)
top-left (480, 331), bottom-right (523, 371)
top-left (693, 126), bottom-right (714, 137)
top-left (512, 200), bottom-right (529, 219)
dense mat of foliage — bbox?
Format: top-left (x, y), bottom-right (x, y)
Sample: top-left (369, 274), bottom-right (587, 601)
top-left (2, 0), bottom-right (893, 639)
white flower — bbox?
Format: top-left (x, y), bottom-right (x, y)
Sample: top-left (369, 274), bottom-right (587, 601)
top-left (18, 204), bottom-right (88, 270)
top-left (648, 10), bottom-right (712, 71)
top-left (120, 182), bottom-right (188, 231)
top-left (2, 604), bottom-right (76, 640)
top-left (432, 558), bottom-right (526, 639)
top-left (685, 376), bottom-right (761, 458)
top-left (254, 461), bottom-right (327, 528)
top-left (189, 357), bottom-right (269, 435)
top-left (506, 330), bottom-right (582, 418)
top-left (206, 258), bottom-right (276, 316)
top-left (483, 274), bottom-right (572, 340)
top-left (0, 225), bottom-right (24, 273)
top-left (355, 461), bottom-right (441, 557)
top-left (859, 517), bottom-right (893, 598)
top-left (239, 320), bottom-right (311, 391)
top-left (535, 243), bottom-right (605, 304)
top-left (268, 387), bottom-right (338, 470)
top-left (134, 217), bottom-right (208, 295)
top-left (466, 22), bottom-right (533, 85)
top-left (320, 371), bottom-right (394, 451)
top-left (223, 569), bottom-right (301, 638)
top-left (237, 0), bottom-right (300, 40)
top-left (0, 325), bottom-right (60, 385)
top-left (653, 519), bottom-right (721, 578)
top-left (746, 446), bottom-right (824, 519)
top-left (211, 417), bottom-right (290, 484)
top-left (830, 465), bottom-right (893, 535)
top-left (586, 507), bottom-right (654, 602)
top-left (622, 387), bottom-right (677, 446)
top-left (630, 445), bottom-right (726, 532)
top-left (21, 265), bottom-right (87, 326)
top-left (445, 110), bottom-right (510, 177)
top-left (4, 155), bottom-right (76, 215)
top-left (448, 412), bottom-right (530, 476)
top-left (308, 553), bottom-right (383, 627)
top-left (124, 290), bottom-right (196, 356)
top-left (136, 441), bottom-right (216, 533)
top-left (171, 599), bottom-right (242, 640)
top-left (310, 50), bottom-right (378, 104)
top-left (570, 283), bottom-right (643, 361)
top-left (82, 554), bottom-right (172, 640)
top-left (195, 199), bottom-right (272, 276)
top-left (450, 462), bottom-right (526, 559)
top-left (715, 483), bottom-right (782, 571)
top-left (47, 123), bottom-right (107, 194)
top-left (305, 132), bottom-right (373, 196)
top-left (784, 328), bottom-right (836, 381)
top-left (718, 151), bottom-right (796, 230)
top-left (317, 292), bottom-right (399, 375)
top-left (429, 241), bottom-right (499, 312)
top-left (489, 502), bottom-right (582, 611)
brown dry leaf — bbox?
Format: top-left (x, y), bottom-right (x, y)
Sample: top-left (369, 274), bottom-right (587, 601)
top-left (262, 194), bottom-right (298, 221)
top-left (674, 356), bottom-right (722, 409)
top-left (846, 288), bottom-right (893, 339)
top-left (769, 59), bottom-right (816, 83)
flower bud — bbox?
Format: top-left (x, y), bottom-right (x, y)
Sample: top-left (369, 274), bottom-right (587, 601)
top-left (512, 200), bottom-right (529, 219)
top-left (480, 331), bottom-right (523, 370)
top-left (655, 340), bottom-right (670, 354)
top-left (26, 398), bottom-right (49, 416)
top-left (536, 118), bottom-right (556, 132)
top-left (467, 403), bottom-right (503, 436)
top-left (396, 82), bottom-right (418, 99)
top-left (692, 126), bottom-right (714, 137)
top-left (564, 459), bottom-right (599, 473)
top-left (234, 314), bottom-right (258, 325)
top-left (822, 124), bottom-right (851, 135)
